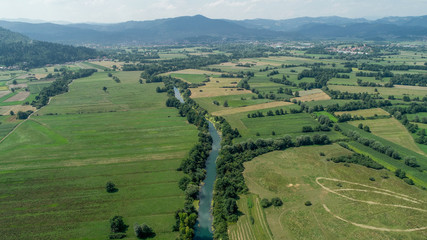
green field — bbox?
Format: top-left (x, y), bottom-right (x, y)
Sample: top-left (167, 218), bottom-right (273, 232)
top-left (0, 72), bottom-right (198, 239)
top-left (239, 144), bottom-right (427, 240)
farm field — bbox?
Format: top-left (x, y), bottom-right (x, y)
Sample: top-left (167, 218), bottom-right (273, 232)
top-left (335, 108), bottom-right (390, 118)
top-left (328, 85), bottom-right (427, 98)
top-left (240, 144), bottom-right (427, 240)
top-left (348, 118), bottom-right (425, 155)
top-left (0, 72), bottom-right (199, 239)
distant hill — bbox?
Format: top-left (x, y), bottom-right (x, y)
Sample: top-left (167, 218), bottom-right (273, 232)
top-left (0, 27), bottom-right (29, 44)
top-left (0, 15), bottom-right (426, 45)
top-left (0, 27), bottom-right (98, 68)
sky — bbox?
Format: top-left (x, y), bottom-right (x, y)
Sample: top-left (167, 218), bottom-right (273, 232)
top-left (1, 0), bottom-right (426, 23)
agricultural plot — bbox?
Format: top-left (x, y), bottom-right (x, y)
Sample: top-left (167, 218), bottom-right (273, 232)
top-left (335, 108), bottom-right (390, 118)
top-left (328, 85), bottom-right (427, 98)
top-left (194, 93), bottom-right (271, 113)
top-left (211, 101), bottom-right (293, 116)
top-left (0, 72), bottom-right (199, 239)
top-left (3, 91), bottom-right (30, 102)
top-left (169, 73), bottom-right (208, 84)
top-left (291, 89), bottom-right (331, 102)
top-left (231, 112), bottom-right (342, 142)
top-left (189, 77), bottom-right (251, 98)
top-left (348, 118), bottom-right (424, 155)
top-left (242, 145), bottom-right (427, 240)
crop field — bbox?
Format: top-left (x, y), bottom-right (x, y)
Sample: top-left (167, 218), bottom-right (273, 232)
top-left (228, 194), bottom-right (273, 240)
top-left (242, 145), bottom-right (427, 240)
top-left (0, 72), bottom-right (199, 239)
top-left (230, 112), bottom-right (342, 142)
top-left (189, 77), bottom-right (251, 98)
top-left (211, 101), bottom-right (294, 116)
top-left (335, 108), bottom-right (390, 118)
top-left (328, 85), bottom-right (427, 98)
top-left (348, 118), bottom-right (424, 155)
top-left (3, 91), bottom-right (30, 102)
top-left (194, 93), bottom-right (271, 113)
top-left (169, 73), bottom-right (208, 84)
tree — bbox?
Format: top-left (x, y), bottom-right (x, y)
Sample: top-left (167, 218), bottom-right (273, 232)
top-left (363, 125), bottom-right (370, 132)
top-left (139, 79), bottom-right (143, 84)
top-left (9, 110), bottom-right (14, 116)
top-left (358, 123), bottom-right (363, 129)
top-left (294, 91), bottom-right (300, 97)
top-left (223, 100), bottom-right (229, 107)
top-left (395, 169), bottom-right (406, 179)
top-left (134, 223), bottom-right (155, 239)
top-left (106, 181), bottom-right (118, 193)
top-left (110, 216), bottom-right (128, 233)
top-left (12, 79), bottom-right (17, 85)
top-left (185, 183), bottom-right (199, 200)
top-left (103, 86), bottom-right (108, 92)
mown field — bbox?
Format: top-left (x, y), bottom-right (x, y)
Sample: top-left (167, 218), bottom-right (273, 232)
top-left (239, 145), bottom-right (427, 240)
top-left (0, 71), bottom-right (198, 239)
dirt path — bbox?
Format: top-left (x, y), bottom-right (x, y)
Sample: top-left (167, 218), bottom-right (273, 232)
top-left (316, 177), bottom-right (427, 232)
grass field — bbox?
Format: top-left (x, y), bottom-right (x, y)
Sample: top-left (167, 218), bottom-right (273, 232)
top-left (348, 118), bottom-right (424, 155)
top-left (328, 85), bottom-right (427, 98)
top-left (335, 108), bottom-right (390, 118)
top-left (169, 73), bottom-right (208, 84)
top-left (0, 72), bottom-right (198, 239)
top-left (240, 144), bottom-right (427, 240)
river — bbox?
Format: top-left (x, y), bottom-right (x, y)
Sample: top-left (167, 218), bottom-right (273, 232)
top-left (174, 87), bottom-right (220, 240)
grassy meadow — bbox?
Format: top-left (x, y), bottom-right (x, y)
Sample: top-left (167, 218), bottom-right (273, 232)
top-left (238, 145), bottom-right (427, 240)
top-left (0, 71), bottom-right (198, 239)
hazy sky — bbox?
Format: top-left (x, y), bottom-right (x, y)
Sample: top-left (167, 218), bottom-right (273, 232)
top-left (1, 0), bottom-right (427, 23)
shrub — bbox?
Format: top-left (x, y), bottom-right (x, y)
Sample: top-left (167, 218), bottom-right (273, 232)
top-left (404, 178), bottom-right (414, 185)
top-left (110, 216), bottom-right (128, 234)
top-left (304, 201), bottom-right (312, 206)
top-left (260, 198), bottom-right (271, 208)
top-left (369, 177), bottom-right (375, 181)
top-left (134, 223), bottom-right (155, 239)
top-left (271, 197), bottom-right (283, 207)
top-left (106, 181), bottom-right (118, 193)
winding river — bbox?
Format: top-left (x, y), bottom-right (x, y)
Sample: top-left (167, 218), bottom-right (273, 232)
top-left (174, 87), bottom-right (220, 240)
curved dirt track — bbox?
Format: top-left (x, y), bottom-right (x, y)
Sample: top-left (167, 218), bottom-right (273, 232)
top-left (316, 177), bottom-right (427, 232)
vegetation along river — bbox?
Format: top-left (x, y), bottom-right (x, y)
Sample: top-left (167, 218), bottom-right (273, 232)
top-left (174, 87), bottom-right (220, 239)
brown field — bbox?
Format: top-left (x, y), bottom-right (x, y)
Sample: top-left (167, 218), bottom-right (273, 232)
top-left (335, 108), bottom-right (390, 118)
top-left (349, 118), bottom-right (425, 155)
top-left (190, 77), bottom-right (252, 98)
top-left (34, 74), bottom-right (48, 79)
top-left (211, 101), bottom-right (294, 116)
top-left (0, 105), bottom-right (36, 115)
top-left (4, 91), bottom-right (30, 102)
top-left (0, 91), bottom-right (11, 98)
top-left (291, 89), bottom-right (331, 102)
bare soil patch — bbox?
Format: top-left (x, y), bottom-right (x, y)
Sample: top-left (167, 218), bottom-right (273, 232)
top-left (0, 91), bottom-right (11, 98)
top-left (4, 91), bottom-right (30, 102)
top-left (211, 101), bottom-right (294, 116)
top-left (291, 90), bottom-right (331, 102)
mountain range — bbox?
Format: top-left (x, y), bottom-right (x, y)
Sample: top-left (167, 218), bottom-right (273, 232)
top-left (0, 15), bottom-right (426, 45)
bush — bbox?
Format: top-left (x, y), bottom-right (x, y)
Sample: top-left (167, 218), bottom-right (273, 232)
top-left (271, 197), bottom-right (283, 207)
top-left (106, 181), bottom-right (118, 193)
top-left (302, 126), bottom-right (314, 132)
top-left (110, 216), bottom-right (128, 234)
top-left (134, 223), bottom-right (156, 239)
top-left (304, 201), bottom-right (312, 206)
top-left (369, 177), bottom-right (375, 181)
top-left (260, 198), bottom-right (271, 208)
top-left (404, 178), bottom-right (414, 185)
